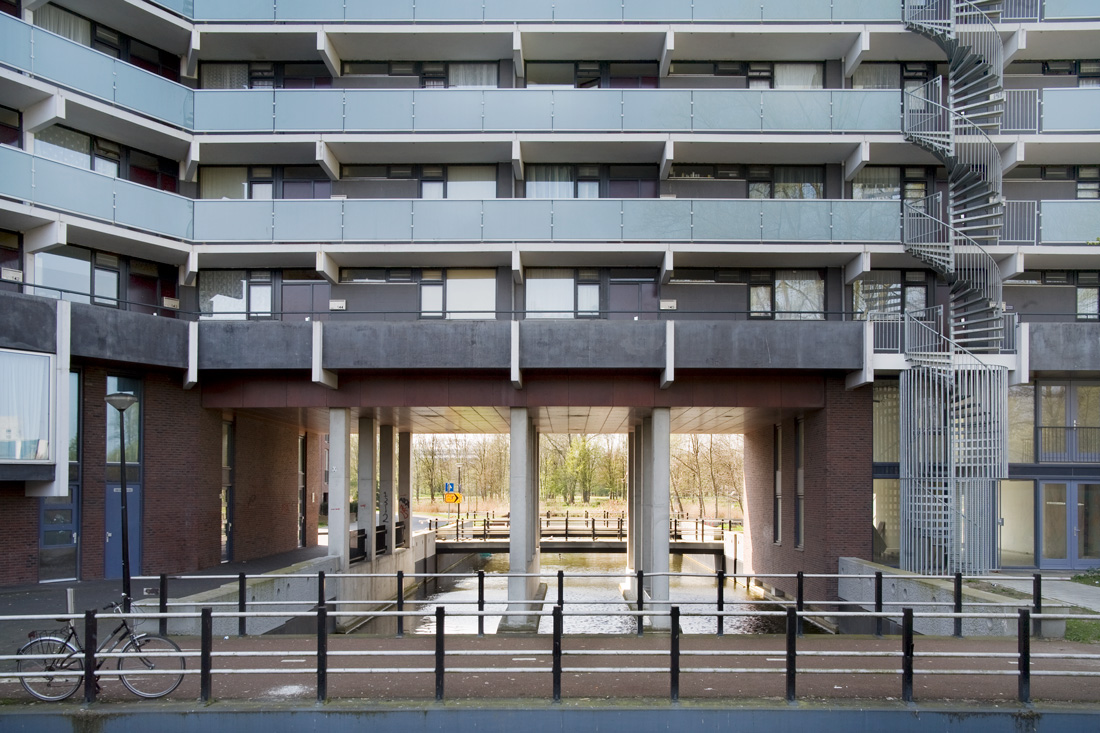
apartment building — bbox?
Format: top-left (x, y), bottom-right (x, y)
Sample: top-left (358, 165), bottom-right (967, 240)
top-left (0, 0), bottom-right (1096, 605)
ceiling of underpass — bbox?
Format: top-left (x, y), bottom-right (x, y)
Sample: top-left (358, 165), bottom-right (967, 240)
top-left (236, 404), bottom-right (802, 436)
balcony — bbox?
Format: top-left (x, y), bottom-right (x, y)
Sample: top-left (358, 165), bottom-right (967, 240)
top-left (1037, 426), bottom-right (1100, 463)
top-left (1003, 88), bottom-right (1100, 134)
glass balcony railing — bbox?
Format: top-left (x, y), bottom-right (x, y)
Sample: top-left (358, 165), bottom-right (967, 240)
top-left (1039, 201), bottom-right (1100, 244)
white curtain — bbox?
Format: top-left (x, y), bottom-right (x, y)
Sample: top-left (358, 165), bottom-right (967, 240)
top-left (201, 63), bottom-right (249, 89)
top-left (775, 270), bottom-right (824, 320)
top-left (445, 269), bottom-right (496, 319)
top-left (774, 63), bottom-right (823, 89)
top-left (526, 165), bottom-right (575, 198)
top-left (773, 167), bottom-right (823, 199)
top-left (35, 126), bottom-right (91, 169)
top-left (200, 167), bottom-right (247, 199)
top-left (0, 350), bottom-right (51, 460)
top-left (853, 167), bottom-right (901, 200)
top-left (34, 4), bottom-right (91, 46)
top-left (852, 64), bottom-right (901, 89)
top-left (446, 165), bottom-right (497, 199)
top-left (525, 268), bottom-right (574, 318)
top-left (449, 63), bottom-right (497, 89)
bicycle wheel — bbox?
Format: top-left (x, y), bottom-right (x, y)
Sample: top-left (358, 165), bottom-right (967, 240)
top-left (17, 637), bottom-right (83, 701)
top-left (118, 634), bottom-right (184, 698)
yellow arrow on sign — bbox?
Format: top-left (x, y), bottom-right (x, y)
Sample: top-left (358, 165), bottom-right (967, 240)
top-left (444, 492), bottom-right (462, 504)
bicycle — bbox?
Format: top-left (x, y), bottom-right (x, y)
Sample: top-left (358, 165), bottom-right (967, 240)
top-left (17, 595), bottom-right (185, 701)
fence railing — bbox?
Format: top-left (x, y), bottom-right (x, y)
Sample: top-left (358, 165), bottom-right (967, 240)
top-left (4, 570), bottom-right (1094, 706)
top-left (1003, 199), bottom-right (1038, 245)
top-left (1037, 426), bottom-right (1100, 462)
top-left (1003, 89), bottom-right (1040, 133)
top-left (431, 513), bottom-right (732, 543)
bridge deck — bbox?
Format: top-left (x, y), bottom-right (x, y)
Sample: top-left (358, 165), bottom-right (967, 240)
top-left (436, 540), bottom-right (724, 555)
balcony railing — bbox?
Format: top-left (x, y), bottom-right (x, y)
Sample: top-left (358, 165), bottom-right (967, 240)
top-left (1002, 0), bottom-right (1100, 21)
top-left (1002, 200), bottom-right (1038, 245)
top-left (1002, 89), bottom-right (1039, 133)
top-left (1037, 426), bottom-right (1100, 463)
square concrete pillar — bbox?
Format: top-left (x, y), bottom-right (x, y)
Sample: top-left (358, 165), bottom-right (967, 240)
top-left (649, 407), bottom-right (671, 630)
top-left (328, 408), bottom-right (351, 570)
top-left (357, 416), bottom-right (377, 563)
top-left (379, 424), bottom-right (396, 555)
top-left (398, 431), bottom-right (412, 549)
top-left (506, 407), bottom-right (541, 626)
top-left (626, 431), bottom-right (636, 573)
top-left (641, 416), bottom-right (653, 596)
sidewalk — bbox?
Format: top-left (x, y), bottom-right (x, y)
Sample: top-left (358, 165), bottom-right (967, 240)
top-left (985, 572), bottom-right (1100, 614)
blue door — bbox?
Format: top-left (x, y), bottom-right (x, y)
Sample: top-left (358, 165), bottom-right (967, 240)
top-left (104, 483), bottom-right (141, 580)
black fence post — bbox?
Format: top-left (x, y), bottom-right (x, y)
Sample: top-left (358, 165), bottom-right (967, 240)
top-left (317, 604), bottom-right (328, 703)
top-left (785, 607), bottom-right (797, 703)
top-left (636, 570), bottom-right (645, 636)
top-left (618, 516), bottom-right (623, 540)
top-left (796, 571), bottom-right (805, 638)
top-left (477, 570), bottom-right (486, 637)
top-left (557, 570), bottom-right (565, 609)
top-left (716, 570), bottom-right (726, 637)
top-left (83, 610), bottom-right (97, 704)
top-left (953, 572), bottom-right (963, 638)
top-left (159, 573), bottom-right (169, 637)
top-left (396, 571), bottom-right (405, 638)
top-left (1032, 573), bottom-right (1042, 638)
top-left (552, 605), bottom-right (563, 703)
top-left (874, 571), bottom-right (883, 638)
top-left (1018, 608), bottom-right (1031, 704)
top-left (435, 607), bottom-right (445, 701)
top-left (902, 608), bottom-right (914, 703)
top-left (565, 513), bottom-right (569, 540)
top-left (318, 570), bottom-right (326, 607)
top-left (670, 606), bottom-right (680, 703)
top-left (200, 607), bottom-right (212, 703)
top-left (238, 572), bottom-right (247, 637)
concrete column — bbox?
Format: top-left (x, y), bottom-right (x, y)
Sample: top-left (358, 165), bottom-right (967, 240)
top-left (328, 408), bottom-right (351, 570)
top-left (641, 416), bottom-right (653, 596)
top-left (379, 424), bottom-right (396, 555)
top-left (507, 407), bottom-right (540, 620)
top-left (398, 431), bottom-right (412, 549)
top-left (649, 407), bottom-right (671, 630)
top-left (357, 416), bottom-right (377, 563)
top-left (625, 431), bottom-right (636, 572)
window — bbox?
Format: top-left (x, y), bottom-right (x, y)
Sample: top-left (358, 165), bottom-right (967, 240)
top-left (772, 425), bottom-right (782, 544)
top-left (105, 376), bottom-right (140, 483)
top-left (608, 165), bottom-right (658, 198)
top-left (35, 126), bottom-right (177, 191)
top-left (852, 270), bottom-right (928, 317)
top-left (443, 166), bottom-right (497, 199)
top-left (853, 167), bottom-right (901, 200)
top-left (199, 166), bottom-right (328, 200)
top-left (1037, 382), bottom-right (1100, 463)
top-left (872, 479), bottom-right (900, 566)
top-left (774, 63), bottom-right (823, 89)
top-left (199, 271), bottom-right (273, 320)
top-left (35, 126), bottom-right (91, 169)
top-left (0, 105), bottom-right (19, 147)
top-left (851, 63), bottom-right (901, 89)
top-left (34, 246), bottom-right (91, 303)
top-left (873, 381), bottom-right (900, 463)
top-left (748, 166), bottom-right (824, 199)
top-left (34, 3), bottom-right (91, 45)
top-left (200, 62), bottom-right (330, 89)
top-left (526, 61), bottom-right (657, 89)
top-left (525, 268), bottom-right (601, 319)
top-left (0, 0), bottom-right (18, 18)
top-left (419, 269), bottom-right (496, 320)
top-left (794, 419), bottom-right (805, 549)
top-left (1008, 384), bottom-right (1035, 463)
top-left (526, 165), bottom-right (600, 198)
top-left (1079, 272), bottom-right (1099, 321)
top-left (0, 230), bottom-right (19, 284)
top-left (1078, 166), bottom-right (1099, 199)
top-left (775, 270), bottom-right (824, 320)
top-left (0, 349), bottom-right (52, 462)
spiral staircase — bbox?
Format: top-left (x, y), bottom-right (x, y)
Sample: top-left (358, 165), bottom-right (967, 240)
top-left (898, 0), bottom-right (1009, 573)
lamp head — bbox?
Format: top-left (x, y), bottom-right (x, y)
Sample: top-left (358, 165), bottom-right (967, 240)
top-left (105, 392), bottom-right (138, 413)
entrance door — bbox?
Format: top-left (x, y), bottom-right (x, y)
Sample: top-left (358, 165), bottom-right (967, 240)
top-left (104, 484), bottom-right (141, 579)
top-left (1041, 482), bottom-right (1100, 569)
top-left (39, 485), bottom-right (80, 582)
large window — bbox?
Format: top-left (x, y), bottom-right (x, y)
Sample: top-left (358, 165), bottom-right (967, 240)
top-left (526, 165), bottom-right (600, 199)
top-left (772, 425), bottom-right (782, 544)
top-left (872, 479), bottom-right (900, 566)
top-left (1038, 382), bottom-right (1100, 463)
top-left (1008, 385), bottom-right (1035, 463)
top-left (199, 166), bottom-right (330, 200)
top-left (0, 349), bottom-right (51, 461)
top-left (420, 269), bottom-right (496, 320)
top-left (748, 166), bottom-right (824, 199)
top-left (852, 270), bottom-right (928, 318)
top-left (525, 268), bottom-right (600, 319)
top-left (748, 62), bottom-right (824, 89)
top-left (775, 270), bottom-right (825, 320)
top-left (1000, 480), bottom-right (1036, 567)
top-left (0, 104), bottom-right (19, 147)
top-left (873, 381), bottom-right (900, 463)
top-left (35, 126), bottom-right (177, 191)
top-left (105, 376), bottom-right (140, 483)
top-left (526, 62), bottom-right (658, 89)
top-left (794, 419), bottom-right (805, 549)
top-left (199, 270), bottom-right (272, 320)
top-left (33, 247), bottom-right (122, 305)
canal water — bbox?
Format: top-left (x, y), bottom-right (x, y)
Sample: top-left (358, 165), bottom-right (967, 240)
top-left (401, 553), bottom-right (787, 635)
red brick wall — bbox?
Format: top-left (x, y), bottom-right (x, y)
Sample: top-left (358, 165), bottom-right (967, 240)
top-left (142, 372), bottom-right (222, 574)
top-left (304, 431), bottom-right (323, 547)
top-left (743, 378), bottom-right (873, 602)
top-left (0, 483), bottom-right (39, 584)
top-left (230, 413), bottom-right (303, 562)
top-left (79, 366), bottom-right (108, 581)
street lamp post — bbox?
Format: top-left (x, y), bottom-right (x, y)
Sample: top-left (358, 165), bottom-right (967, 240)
top-left (106, 392), bottom-right (138, 613)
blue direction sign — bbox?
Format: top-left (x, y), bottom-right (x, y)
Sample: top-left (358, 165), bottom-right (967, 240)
top-left (444, 482), bottom-right (456, 493)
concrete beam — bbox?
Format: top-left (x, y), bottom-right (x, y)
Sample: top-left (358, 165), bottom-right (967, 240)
top-left (844, 141), bottom-right (870, 181)
top-left (180, 250), bottom-right (198, 287)
top-left (24, 221), bottom-right (66, 255)
top-left (1005, 28), bottom-right (1026, 65)
top-left (660, 140), bottom-right (674, 180)
top-left (845, 321), bottom-right (874, 390)
top-left (660, 249), bottom-right (673, 285)
top-left (24, 94), bottom-right (65, 134)
top-left (398, 431), bottom-right (412, 549)
top-left (844, 252), bottom-right (870, 284)
top-left (184, 320), bottom-right (198, 389)
top-left (1010, 322), bottom-right (1029, 386)
top-left (316, 140), bottom-right (340, 181)
top-left (844, 30), bottom-right (871, 78)
top-left (185, 28), bottom-right (200, 78)
top-left (513, 31), bottom-right (524, 78)
top-left (379, 425), bottom-right (396, 555)
top-left (511, 139), bottom-right (524, 181)
top-left (999, 251), bottom-right (1024, 280)
top-left (511, 319), bottom-right (523, 389)
top-left (23, 0), bottom-right (48, 12)
top-left (25, 300), bottom-right (70, 498)
top-left (1002, 140), bottom-right (1024, 174)
top-left (183, 140), bottom-right (199, 183)
top-left (318, 31), bottom-right (342, 79)
top-left (659, 31), bottom-right (674, 77)
top-left (328, 408), bottom-right (351, 570)
top-left (660, 320), bottom-right (675, 389)
top-left (511, 248), bottom-right (524, 284)
top-left (316, 250), bottom-right (339, 284)
top-left (312, 321), bottom-right (338, 390)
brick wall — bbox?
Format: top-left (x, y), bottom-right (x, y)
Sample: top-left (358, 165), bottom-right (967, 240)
top-left (743, 378), bottom-right (873, 602)
top-left (0, 483), bottom-right (39, 584)
top-left (305, 431), bottom-right (323, 547)
top-left (230, 413), bottom-right (303, 562)
top-left (79, 366), bottom-right (108, 581)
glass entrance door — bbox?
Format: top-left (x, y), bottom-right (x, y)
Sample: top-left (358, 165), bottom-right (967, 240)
top-left (1041, 482), bottom-right (1100, 568)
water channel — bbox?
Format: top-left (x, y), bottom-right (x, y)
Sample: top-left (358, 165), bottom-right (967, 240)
top-left (391, 553), bottom-right (788, 635)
